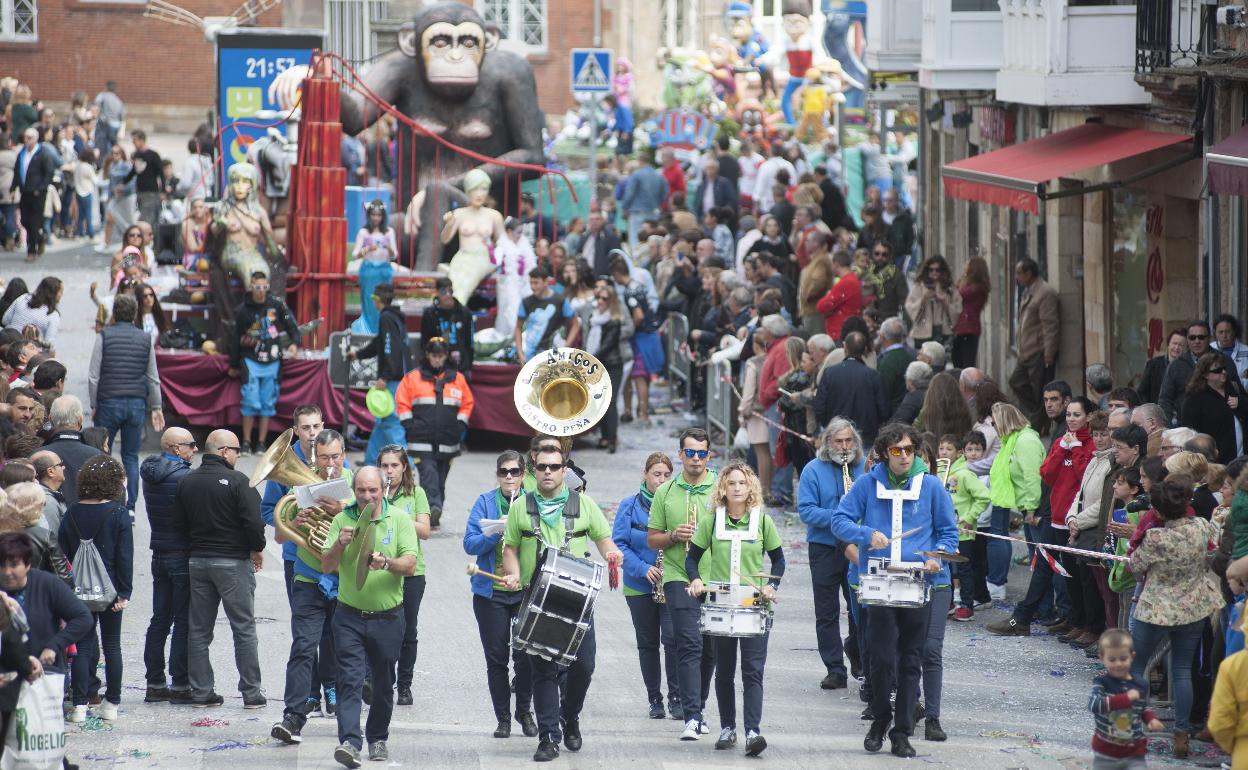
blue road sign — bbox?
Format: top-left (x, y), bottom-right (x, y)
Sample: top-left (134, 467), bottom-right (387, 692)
top-left (570, 48), bottom-right (613, 95)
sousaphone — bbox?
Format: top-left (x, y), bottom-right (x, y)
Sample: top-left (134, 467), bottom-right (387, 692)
top-left (249, 428), bottom-right (334, 568)
top-left (513, 348), bottom-right (613, 436)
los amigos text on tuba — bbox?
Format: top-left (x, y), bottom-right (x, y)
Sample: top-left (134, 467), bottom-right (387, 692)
top-left (513, 348), bottom-right (614, 437)
top-left (249, 428), bottom-right (334, 568)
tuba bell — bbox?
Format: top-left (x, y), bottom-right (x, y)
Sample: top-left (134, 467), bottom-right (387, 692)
top-left (513, 348), bottom-right (614, 436)
top-left (250, 428), bottom-right (335, 568)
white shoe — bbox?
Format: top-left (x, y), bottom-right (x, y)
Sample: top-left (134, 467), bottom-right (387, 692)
top-left (987, 582), bottom-right (1006, 601)
top-left (680, 719), bottom-right (700, 740)
top-left (68, 705), bottom-right (87, 723)
top-left (97, 701), bottom-right (119, 721)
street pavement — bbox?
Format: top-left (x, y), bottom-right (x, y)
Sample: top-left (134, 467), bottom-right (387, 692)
top-left (2, 241), bottom-right (1207, 768)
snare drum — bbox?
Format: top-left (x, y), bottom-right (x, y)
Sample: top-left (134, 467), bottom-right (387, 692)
top-left (700, 603), bottom-right (773, 637)
top-left (858, 558), bottom-right (930, 608)
top-left (513, 548), bottom-right (604, 665)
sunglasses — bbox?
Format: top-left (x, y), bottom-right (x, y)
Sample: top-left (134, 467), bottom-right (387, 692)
top-left (219, 446), bottom-right (242, 453)
top-left (886, 445), bottom-right (916, 458)
top-left (534, 462), bottom-right (564, 472)
top-left (176, 441), bottom-right (197, 449)
top-left (1209, 368), bottom-right (1225, 374)
top-left (1189, 334), bottom-right (1209, 341)
top-left (682, 448), bottom-right (709, 459)
top-left (497, 467), bottom-right (523, 477)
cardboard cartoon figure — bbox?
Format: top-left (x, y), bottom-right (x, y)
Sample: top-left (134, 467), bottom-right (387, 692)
top-left (780, 0), bottom-right (814, 125)
top-left (726, 1), bottom-right (776, 98)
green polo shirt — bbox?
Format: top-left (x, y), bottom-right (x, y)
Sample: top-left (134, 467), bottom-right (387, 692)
top-left (387, 487), bottom-right (430, 577)
top-left (325, 498), bottom-right (418, 612)
top-left (295, 467), bottom-right (354, 583)
top-left (522, 470), bottom-right (538, 493)
top-left (503, 485), bottom-right (610, 588)
top-left (647, 471), bottom-right (717, 585)
top-left (691, 508), bottom-right (781, 586)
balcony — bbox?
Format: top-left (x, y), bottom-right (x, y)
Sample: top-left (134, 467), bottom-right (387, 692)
top-left (1135, 0), bottom-right (1205, 74)
top-left (866, 0), bottom-right (924, 71)
top-left (919, 0), bottom-right (1003, 90)
top-left (996, 0), bottom-right (1150, 106)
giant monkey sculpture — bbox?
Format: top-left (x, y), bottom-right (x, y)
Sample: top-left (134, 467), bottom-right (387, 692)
top-left (272, 2), bottom-right (545, 270)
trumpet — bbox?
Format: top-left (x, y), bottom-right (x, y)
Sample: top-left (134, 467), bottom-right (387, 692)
top-left (653, 551), bottom-right (667, 604)
top-left (935, 457), bottom-right (953, 491)
top-left (249, 429), bottom-right (336, 569)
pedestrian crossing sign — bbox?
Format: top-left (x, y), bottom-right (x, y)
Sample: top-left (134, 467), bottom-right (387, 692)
top-left (570, 48), bottom-right (613, 95)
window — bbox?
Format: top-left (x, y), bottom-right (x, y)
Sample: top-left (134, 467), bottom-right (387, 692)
top-left (478, 0), bottom-right (547, 53)
top-left (325, 0), bottom-right (388, 64)
top-left (952, 0), bottom-right (999, 10)
top-left (0, 0), bottom-right (37, 41)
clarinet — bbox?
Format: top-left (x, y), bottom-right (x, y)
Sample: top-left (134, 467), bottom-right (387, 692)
top-left (653, 551), bottom-right (667, 604)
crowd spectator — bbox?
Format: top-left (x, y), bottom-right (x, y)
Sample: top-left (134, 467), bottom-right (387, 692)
top-left (620, 153), bottom-right (667, 252)
top-left (2, 275), bottom-right (61, 346)
top-left (1180, 352), bottom-right (1247, 463)
top-left (1213, 313), bottom-right (1248, 381)
top-left (125, 130), bottom-right (163, 226)
top-left (813, 331), bottom-right (889, 444)
top-left (10, 127), bottom-right (56, 261)
top-left (905, 256), bottom-right (960, 348)
top-left (881, 189), bottom-right (914, 268)
top-left (42, 395), bottom-right (103, 506)
top-left (892, 361), bottom-right (932, 424)
top-left (951, 257), bottom-right (990, 369)
top-left (1160, 321), bottom-right (1244, 425)
top-left (876, 317), bottom-right (914, 411)
top-left (1008, 259), bottom-right (1061, 430)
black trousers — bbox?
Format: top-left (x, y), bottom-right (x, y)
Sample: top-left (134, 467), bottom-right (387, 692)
top-left (665, 582), bottom-right (716, 722)
top-left (957, 536), bottom-right (991, 609)
top-left (809, 542), bottom-right (849, 677)
top-left (951, 334), bottom-right (979, 369)
top-left (395, 575), bottom-right (426, 690)
top-left (529, 623), bottom-right (595, 743)
top-left (333, 605), bottom-right (403, 750)
top-left (713, 633), bottom-right (768, 733)
top-left (1065, 552), bottom-right (1105, 633)
top-left (284, 560), bottom-right (333, 701)
top-left (414, 453), bottom-right (452, 512)
top-left (1009, 355), bottom-right (1056, 431)
top-left (866, 604), bottom-right (930, 739)
top-left (1013, 518), bottom-right (1062, 625)
top-left (18, 188), bottom-right (45, 256)
top-left (624, 593), bottom-right (680, 704)
top-left (471, 593), bottom-right (533, 721)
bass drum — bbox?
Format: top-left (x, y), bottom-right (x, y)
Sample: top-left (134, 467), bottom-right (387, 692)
top-left (512, 548), bottom-right (603, 666)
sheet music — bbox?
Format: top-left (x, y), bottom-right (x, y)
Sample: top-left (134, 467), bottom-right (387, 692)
top-left (294, 477), bottom-right (353, 510)
top-left (477, 518), bottom-right (506, 537)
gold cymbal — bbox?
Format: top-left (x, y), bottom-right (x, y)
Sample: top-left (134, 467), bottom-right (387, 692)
top-left (917, 550), bottom-right (968, 563)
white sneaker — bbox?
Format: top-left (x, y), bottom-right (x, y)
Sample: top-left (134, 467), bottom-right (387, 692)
top-left (987, 582), bottom-right (1006, 601)
top-left (68, 705), bottom-right (87, 723)
top-left (680, 719), bottom-right (700, 741)
top-left (97, 701), bottom-right (119, 721)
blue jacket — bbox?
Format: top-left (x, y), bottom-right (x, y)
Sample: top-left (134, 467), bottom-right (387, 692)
top-left (798, 454), bottom-right (866, 547)
top-left (261, 442), bottom-right (351, 563)
top-left (140, 453), bottom-right (191, 553)
top-left (611, 492), bottom-right (659, 595)
top-left (464, 490), bottom-right (509, 598)
top-left (621, 165), bottom-right (669, 215)
top-left (830, 462), bottom-right (959, 578)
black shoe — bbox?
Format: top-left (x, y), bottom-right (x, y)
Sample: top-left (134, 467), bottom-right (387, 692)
top-left (648, 699), bottom-right (665, 719)
top-left (848, 651), bottom-right (862, 680)
top-left (517, 711), bottom-right (539, 737)
top-left (667, 698), bottom-right (682, 721)
top-left (362, 679), bottom-right (372, 706)
top-left (240, 440), bottom-right (252, 456)
top-left (891, 734), bottom-right (917, 758)
top-left (494, 718), bottom-right (511, 738)
top-left (430, 507), bottom-right (442, 528)
top-left (192, 692), bottom-right (225, 708)
top-left (860, 705), bottom-right (874, 720)
top-left (271, 714), bottom-right (303, 744)
top-left (533, 741), bottom-right (560, 762)
top-left (243, 693), bottom-right (268, 709)
top-left (396, 687), bottom-right (413, 706)
top-left (745, 730), bottom-right (767, 757)
top-left (925, 718), bottom-right (947, 742)
top-left (562, 719), bottom-right (582, 751)
top-left (820, 673), bottom-right (848, 690)
top-left (168, 689), bottom-right (194, 705)
top-left (914, 701), bottom-right (925, 722)
top-left (145, 686), bottom-right (170, 703)
top-left (864, 720), bottom-right (888, 752)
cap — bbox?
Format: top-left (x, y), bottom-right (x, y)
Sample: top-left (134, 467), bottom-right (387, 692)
top-left (424, 337), bottom-right (449, 355)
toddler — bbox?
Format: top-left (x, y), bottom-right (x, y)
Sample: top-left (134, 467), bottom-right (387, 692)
top-left (1087, 628), bottom-right (1163, 769)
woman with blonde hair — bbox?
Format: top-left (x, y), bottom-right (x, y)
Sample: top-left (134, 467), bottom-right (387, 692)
top-left (686, 461), bottom-right (784, 756)
top-left (5, 85), bottom-right (36, 143)
top-left (738, 332), bottom-right (772, 495)
top-left (983, 402), bottom-right (1045, 602)
top-left (0, 481), bottom-right (71, 584)
top-left (797, 250), bottom-right (834, 337)
top-left (1165, 450), bottom-right (1218, 519)
top-left (586, 283), bottom-right (634, 452)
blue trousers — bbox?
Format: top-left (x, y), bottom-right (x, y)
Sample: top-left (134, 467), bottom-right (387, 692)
top-left (95, 396), bottom-right (146, 509)
top-left (1131, 618), bottom-right (1204, 731)
top-left (283, 579), bottom-right (337, 724)
top-left (809, 542), bottom-right (849, 677)
top-left (713, 632), bottom-right (768, 733)
top-left (781, 76), bottom-right (804, 125)
top-left (144, 551), bottom-right (190, 689)
top-left (664, 583), bottom-right (711, 723)
top-left (920, 587), bottom-right (951, 719)
top-left (333, 604), bottom-right (404, 750)
top-left (365, 379), bottom-right (406, 464)
top-left (529, 623), bottom-right (595, 743)
top-left (283, 560), bottom-right (334, 700)
top-left (624, 593), bottom-right (680, 705)
top-left (986, 506), bottom-right (1013, 586)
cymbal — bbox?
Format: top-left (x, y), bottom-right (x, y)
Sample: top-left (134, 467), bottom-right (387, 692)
top-left (918, 550), bottom-right (968, 563)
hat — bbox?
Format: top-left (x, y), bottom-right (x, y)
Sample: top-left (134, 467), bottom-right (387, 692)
top-left (366, 387), bottom-right (395, 418)
top-left (424, 337), bottom-right (449, 355)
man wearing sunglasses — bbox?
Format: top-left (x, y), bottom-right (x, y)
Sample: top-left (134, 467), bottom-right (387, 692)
top-left (139, 427), bottom-right (197, 704)
top-left (865, 243), bottom-right (907, 322)
top-left (1159, 320), bottom-right (1244, 425)
top-left (500, 446), bottom-right (619, 762)
top-left (830, 422), bottom-right (958, 759)
top-left (646, 427), bottom-right (718, 741)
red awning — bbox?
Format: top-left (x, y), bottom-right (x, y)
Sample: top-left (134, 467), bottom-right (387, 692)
top-left (1208, 123), bottom-right (1248, 197)
top-left (942, 123), bottom-right (1192, 214)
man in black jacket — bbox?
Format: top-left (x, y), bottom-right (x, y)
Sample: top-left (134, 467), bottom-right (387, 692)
top-left (175, 429), bottom-right (266, 709)
top-left (9, 127), bottom-right (57, 260)
top-left (42, 395), bottom-right (103, 507)
top-left (229, 272), bottom-right (302, 455)
top-left (140, 427), bottom-right (196, 704)
top-left (814, 332), bottom-right (891, 444)
top-left (350, 284), bottom-right (410, 464)
top-left (419, 276), bottom-right (473, 374)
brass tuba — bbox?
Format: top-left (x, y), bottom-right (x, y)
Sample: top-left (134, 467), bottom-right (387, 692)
top-left (513, 348), bottom-right (614, 437)
top-left (249, 428), bottom-right (334, 568)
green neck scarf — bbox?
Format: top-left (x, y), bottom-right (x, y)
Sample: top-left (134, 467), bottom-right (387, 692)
top-left (676, 471), bottom-right (715, 496)
top-left (535, 486), bottom-right (570, 528)
top-left (888, 456), bottom-right (929, 488)
top-left (496, 488), bottom-right (518, 516)
top-left (638, 483), bottom-right (655, 508)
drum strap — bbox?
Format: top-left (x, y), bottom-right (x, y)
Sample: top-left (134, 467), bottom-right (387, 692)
top-left (710, 507), bottom-right (763, 601)
top-left (874, 477), bottom-right (923, 565)
top-left (523, 490), bottom-right (586, 555)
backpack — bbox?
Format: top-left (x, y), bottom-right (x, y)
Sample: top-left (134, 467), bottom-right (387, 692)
top-left (68, 512), bottom-right (118, 612)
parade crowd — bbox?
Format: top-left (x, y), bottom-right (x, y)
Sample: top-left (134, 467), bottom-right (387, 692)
top-left (2, 75), bottom-right (1248, 769)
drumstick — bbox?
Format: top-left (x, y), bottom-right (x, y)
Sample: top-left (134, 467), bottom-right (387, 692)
top-left (466, 563), bottom-right (508, 583)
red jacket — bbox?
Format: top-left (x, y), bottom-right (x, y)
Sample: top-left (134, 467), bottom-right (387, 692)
top-left (758, 335), bottom-right (791, 409)
top-left (816, 272), bottom-right (863, 341)
top-left (1039, 425), bottom-right (1094, 527)
top-left (662, 162), bottom-right (686, 208)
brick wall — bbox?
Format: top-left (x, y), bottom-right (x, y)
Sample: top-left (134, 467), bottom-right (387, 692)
top-left (527, 0), bottom-right (610, 116)
top-left (1, 0), bottom-right (281, 109)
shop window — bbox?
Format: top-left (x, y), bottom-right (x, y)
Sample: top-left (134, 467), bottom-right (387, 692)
top-left (0, 0), bottom-right (37, 41)
top-left (478, 0), bottom-right (548, 53)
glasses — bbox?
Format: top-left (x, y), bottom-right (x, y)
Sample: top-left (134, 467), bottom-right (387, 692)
top-left (1189, 334), bottom-right (1209, 341)
top-left (219, 446), bottom-right (241, 454)
top-left (886, 445), bottom-right (916, 458)
top-left (682, 448), bottom-right (709, 459)
top-left (497, 467), bottom-right (523, 477)
top-left (127, 232), bottom-right (142, 239)
top-left (176, 441), bottom-right (197, 449)
top-left (1209, 368), bottom-right (1226, 375)
top-left (534, 462), bottom-right (564, 472)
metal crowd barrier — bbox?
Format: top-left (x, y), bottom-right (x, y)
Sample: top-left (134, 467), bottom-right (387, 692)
top-left (666, 312), bottom-right (692, 406)
top-left (705, 358), bottom-right (738, 457)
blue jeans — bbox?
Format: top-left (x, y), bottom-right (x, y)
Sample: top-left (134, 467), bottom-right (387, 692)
top-left (96, 396), bottom-right (146, 509)
top-left (144, 551), bottom-right (190, 689)
top-left (74, 609), bottom-right (125, 705)
top-left (921, 587), bottom-right (951, 719)
top-left (334, 605), bottom-right (403, 749)
top-left (1131, 618), bottom-right (1205, 731)
top-left (986, 506), bottom-right (1012, 586)
top-left (0, 202), bottom-right (17, 243)
top-left (75, 193), bottom-right (95, 237)
top-left (365, 380), bottom-right (406, 464)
